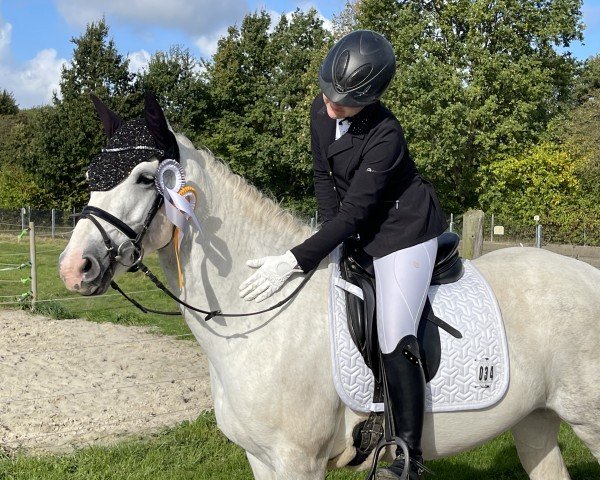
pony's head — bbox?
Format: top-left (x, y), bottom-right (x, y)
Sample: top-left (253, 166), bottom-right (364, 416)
top-left (59, 93), bottom-right (178, 295)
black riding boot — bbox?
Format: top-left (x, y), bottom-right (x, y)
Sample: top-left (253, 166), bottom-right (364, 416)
top-left (375, 335), bottom-right (427, 480)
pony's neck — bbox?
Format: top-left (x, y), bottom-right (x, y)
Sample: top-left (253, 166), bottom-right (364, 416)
top-left (156, 139), bottom-right (312, 335)
top-left (188, 149), bottom-right (310, 259)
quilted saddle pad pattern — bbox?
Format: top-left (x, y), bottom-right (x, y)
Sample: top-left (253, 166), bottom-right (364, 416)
top-left (328, 246), bottom-right (510, 413)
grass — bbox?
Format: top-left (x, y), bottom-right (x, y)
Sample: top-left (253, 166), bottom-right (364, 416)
top-left (0, 234), bottom-right (189, 337)
top-left (0, 414), bottom-right (597, 479)
top-left (0, 233), bottom-right (598, 478)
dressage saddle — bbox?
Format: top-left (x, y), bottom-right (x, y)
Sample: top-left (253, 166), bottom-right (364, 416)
top-left (340, 231), bottom-right (464, 384)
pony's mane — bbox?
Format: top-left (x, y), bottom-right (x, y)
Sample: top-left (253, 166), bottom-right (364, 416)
top-left (177, 134), bottom-right (311, 242)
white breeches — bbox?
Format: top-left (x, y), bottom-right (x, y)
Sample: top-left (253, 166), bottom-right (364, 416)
top-left (374, 237), bottom-right (438, 354)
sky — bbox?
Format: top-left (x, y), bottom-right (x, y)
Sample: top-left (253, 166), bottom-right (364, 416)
top-left (0, 0), bottom-right (599, 109)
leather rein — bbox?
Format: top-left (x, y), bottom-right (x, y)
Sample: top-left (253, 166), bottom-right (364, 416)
top-left (74, 196), bottom-right (315, 321)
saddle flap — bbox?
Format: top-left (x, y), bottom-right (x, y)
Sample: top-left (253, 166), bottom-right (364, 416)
top-left (339, 257), bottom-right (443, 385)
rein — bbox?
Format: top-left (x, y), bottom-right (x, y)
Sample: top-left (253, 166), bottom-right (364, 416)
top-left (75, 201), bottom-right (315, 322)
top-left (112, 262), bottom-right (315, 321)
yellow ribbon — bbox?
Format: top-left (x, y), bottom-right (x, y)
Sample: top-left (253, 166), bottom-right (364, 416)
top-left (174, 185), bottom-right (198, 289)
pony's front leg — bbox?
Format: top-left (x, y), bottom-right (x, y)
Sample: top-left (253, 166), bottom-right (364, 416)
top-left (247, 452), bottom-right (276, 479)
top-left (246, 451), bottom-right (328, 479)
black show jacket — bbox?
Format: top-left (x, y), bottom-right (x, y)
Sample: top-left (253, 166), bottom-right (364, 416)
top-left (291, 95), bottom-right (447, 272)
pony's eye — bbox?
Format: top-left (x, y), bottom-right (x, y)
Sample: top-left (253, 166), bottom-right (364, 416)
top-left (137, 174), bottom-right (155, 186)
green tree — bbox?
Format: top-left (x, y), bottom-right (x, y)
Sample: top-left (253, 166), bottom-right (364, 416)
top-left (479, 142), bottom-right (599, 244)
top-left (135, 45), bottom-right (210, 143)
top-left (26, 19), bottom-right (136, 209)
top-left (58, 17), bottom-right (133, 105)
top-left (203, 9), bottom-right (329, 215)
top-left (0, 110), bottom-right (44, 208)
top-left (574, 55), bottom-right (600, 103)
top-left (351, 0), bottom-right (583, 212)
top-left (0, 89), bottom-right (19, 115)
top-left (553, 86), bottom-right (600, 239)
top-left (0, 164), bottom-right (42, 208)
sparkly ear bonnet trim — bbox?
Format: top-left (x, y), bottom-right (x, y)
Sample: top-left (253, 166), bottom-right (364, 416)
top-left (88, 118), bottom-right (165, 192)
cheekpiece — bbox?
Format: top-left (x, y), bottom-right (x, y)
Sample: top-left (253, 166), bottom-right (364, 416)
top-left (88, 118), bottom-right (165, 191)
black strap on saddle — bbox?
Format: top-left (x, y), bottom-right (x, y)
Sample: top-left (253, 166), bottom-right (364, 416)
top-left (340, 239), bottom-right (382, 383)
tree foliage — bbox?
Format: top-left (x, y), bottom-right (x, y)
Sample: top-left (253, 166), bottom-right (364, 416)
top-left (0, 89), bottom-right (19, 115)
top-left (551, 85), bottom-right (600, 241)
top-left (58, 18), bottom-right (133, 104)
top-left (574, 54), bottom-right (600, 103)
top-left (0, 164), bottom-right (42, 208)
top-left (350, 0), bottom-right (583, 212)
top-left (479, 142), bottom-right (599, 244)
top-left (25, 19), bottom-right (137, 208)
top-left (202, 9), bottom-right (330, 215)
top-left (136, 45), bottom-right (210, 143)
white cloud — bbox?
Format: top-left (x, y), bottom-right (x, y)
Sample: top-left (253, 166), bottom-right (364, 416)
top-left (194, 29), bottom-right (228, 59)
top-left (55, 0), bottom-right (249, 37)
top-left (267, 5), bottom-right (332, 33)
top-left (0, 17), bottom-right (11, 61)
top-left (0, 16), bottom-right (67, 108)
top-left (127, 49), bottom-right (151, 73)
top-left (0, 49), bottom-right (67, 108)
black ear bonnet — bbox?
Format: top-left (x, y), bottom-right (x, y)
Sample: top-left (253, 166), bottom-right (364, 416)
top-left (88, 93), bottom-right (180, 192)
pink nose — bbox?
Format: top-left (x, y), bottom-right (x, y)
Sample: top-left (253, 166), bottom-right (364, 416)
top-left (59, 251), bottom-right (102, 291)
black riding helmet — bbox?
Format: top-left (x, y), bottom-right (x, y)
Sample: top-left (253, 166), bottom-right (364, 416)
top-left (319, 30), bottom-right (396, 107)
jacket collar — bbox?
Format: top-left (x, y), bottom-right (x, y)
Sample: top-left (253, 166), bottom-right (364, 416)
top-left (323, 101), bottom-right (381, 158)
top-left (327, 132), bottom-right (356, 158)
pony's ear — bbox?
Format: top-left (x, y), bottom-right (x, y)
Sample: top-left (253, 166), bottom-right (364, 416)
top-left (90, 94), bottom-right (123, 138)
top-left (144, 91), bottom-right (180, 161)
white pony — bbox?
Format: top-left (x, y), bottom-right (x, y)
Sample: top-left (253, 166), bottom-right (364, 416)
top-left (59, 95), bottom-right (600, 479)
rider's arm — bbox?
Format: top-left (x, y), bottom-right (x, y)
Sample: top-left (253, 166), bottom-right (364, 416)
top-left (291, 117), bottom-right (406, 272)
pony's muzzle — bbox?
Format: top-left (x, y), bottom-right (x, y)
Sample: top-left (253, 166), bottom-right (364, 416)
top-left (59, 248), bottom-right (111, 295)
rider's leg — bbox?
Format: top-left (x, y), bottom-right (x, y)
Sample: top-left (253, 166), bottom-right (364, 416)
top-left (373, 237), bottom-right (437, 480)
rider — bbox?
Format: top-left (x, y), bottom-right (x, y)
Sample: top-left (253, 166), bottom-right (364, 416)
top-left (239, 30), bottom-right (447, 479)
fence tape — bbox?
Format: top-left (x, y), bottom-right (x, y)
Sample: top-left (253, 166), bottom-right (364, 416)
top-left (0, 262), bottom-right (29, 272)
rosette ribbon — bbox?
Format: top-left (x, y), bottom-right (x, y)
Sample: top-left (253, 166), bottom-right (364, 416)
top-left (156, 160), bottom-right (202, 288)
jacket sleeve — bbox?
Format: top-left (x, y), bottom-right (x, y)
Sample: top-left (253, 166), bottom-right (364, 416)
top-left (311, 97), bottom-right (339, 224)
top-left (292, 119), bottom-right (406, 272)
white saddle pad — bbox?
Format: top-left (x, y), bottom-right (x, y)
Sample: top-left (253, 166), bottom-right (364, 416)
top-left (328, 246), bottom-right (509, 413)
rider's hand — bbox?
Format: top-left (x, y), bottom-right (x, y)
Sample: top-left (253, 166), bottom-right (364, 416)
top-left (239, 250), bottom-right (300, 303)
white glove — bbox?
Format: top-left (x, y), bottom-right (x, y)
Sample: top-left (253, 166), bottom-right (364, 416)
top-left (239, 250), bottom-right (300, 303)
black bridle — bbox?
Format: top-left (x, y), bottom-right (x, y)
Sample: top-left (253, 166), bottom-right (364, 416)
top-left (76, 195), bottom-right (164, 271)
top-left (74, 195), bottom-right (314, 321)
